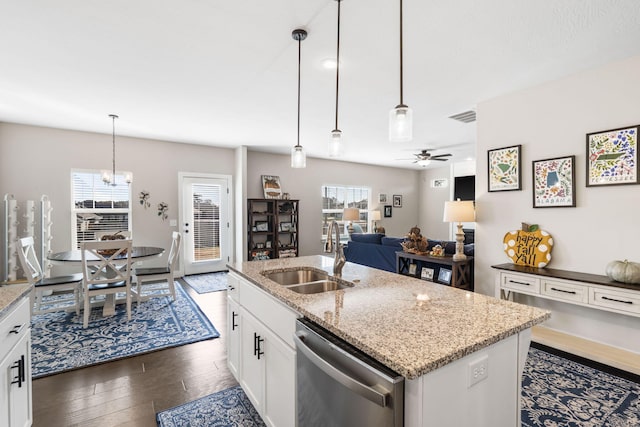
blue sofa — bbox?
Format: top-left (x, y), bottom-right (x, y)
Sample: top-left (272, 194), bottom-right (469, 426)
top-left (344, 233), bottom-right (475, 273)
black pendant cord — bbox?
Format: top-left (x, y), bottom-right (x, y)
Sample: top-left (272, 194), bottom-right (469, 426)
top-left (399, 0), bottom-right (404, 106)
top-left (334, 0), bottom-right (341, 131)
top-left (296, 35), bottom-right (302, 148)
top-left (110, 114), bottom-right (118, 181)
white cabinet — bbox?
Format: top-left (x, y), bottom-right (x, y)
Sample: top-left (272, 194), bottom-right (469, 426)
top-left (0, 297), bottom-right (32, 427)
top-left (226, 272), bottom-right (300, 427)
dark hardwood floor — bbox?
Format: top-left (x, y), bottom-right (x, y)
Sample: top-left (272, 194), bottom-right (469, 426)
top-left (32, 281), bottom-right (236, 427)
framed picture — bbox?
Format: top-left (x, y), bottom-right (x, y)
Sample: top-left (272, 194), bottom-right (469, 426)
top-left (265, 241), bottom-right (272, 249)
top-left (255, 242), bottom-right (265, 249)
top-left (586, 125), bottom-right (639, 187)
top-left (384, 205), bottom-right (392, 218)
top-left (255, 220), bottom-right (269, 232)
top-left (532, 155), bottom-right (576, 208)
top-left (421, 267), bottom-right (434, 281)
top-left (408, 264), bottom-right (417, 275)
top-left (379, 193), bottom-right (387, 203)
top-left (279, 222), bottom-right (292, 232)
top-left (393, 195), bottom-right (402, 208)
top-left (262, 175), bottom-right (282, 199)
top-left (488, 145), bottom-right (522, 192)
top-left (437, 268), bottom-right (452, 285)
top-left (431, 178), bottom-right (448, 188)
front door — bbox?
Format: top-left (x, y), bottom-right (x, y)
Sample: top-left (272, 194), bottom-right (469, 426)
top-left (180, 173), bottom-right (231, 275)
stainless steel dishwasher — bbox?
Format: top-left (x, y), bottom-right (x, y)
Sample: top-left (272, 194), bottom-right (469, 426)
top-left (294, 318), bottom-right (404, 427)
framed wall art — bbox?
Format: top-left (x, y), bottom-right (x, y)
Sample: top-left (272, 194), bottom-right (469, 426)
top-left (384, 205), bottom-right (392, 218)
top-left (262, 175), bottom-right (282, 199)
top-left (379, 193), bottom-right (387, 203)
top-left (393, 194), bottom-right (402, 208)
top-left (532, 155), bottom-right (576, 208)
top-left (487, 145), bottom-right (522, 192)
top-left (586, 125), bottom-right (639, 187)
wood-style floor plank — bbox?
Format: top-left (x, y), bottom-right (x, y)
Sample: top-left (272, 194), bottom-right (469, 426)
top-left (32, 280), bottom-right (235, 426)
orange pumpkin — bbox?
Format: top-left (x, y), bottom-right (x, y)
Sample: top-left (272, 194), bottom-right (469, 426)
top-left (503, 229), bottom-right (553, 268)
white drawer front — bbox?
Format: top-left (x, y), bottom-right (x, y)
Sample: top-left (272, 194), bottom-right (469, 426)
top-left (501, 273), bottom-right (540, 294)
top-left (589, 287), bottom-right (640, 316)
top-left (541, 280), bottom-right (588, 304)
top-left (227, 272), bottom-right (240, 302)
top-left (0, 297), bottom-right (30, 356)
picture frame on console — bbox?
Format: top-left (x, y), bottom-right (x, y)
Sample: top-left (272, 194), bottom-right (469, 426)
top-left (421, 267), bottom-right (434, 281)
top-left (437, 268), bottom-right (452, 285)
top-left (586, 125), bottom-right (639, 187)
top-left (488, 144), bottom-right (522, 192)
top-left (532, 155), bottom-right (576, 208)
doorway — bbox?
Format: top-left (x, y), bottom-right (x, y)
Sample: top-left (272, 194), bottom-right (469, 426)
top-left (179, 173), bottom-right (232, 275)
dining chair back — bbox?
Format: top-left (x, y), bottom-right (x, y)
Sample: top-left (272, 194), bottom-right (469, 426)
top-left (80, 239), bottom-right (133, 328)
top-left (17, 236), bottom-right (83, 314)
top-left (132, 232), bottom-right (181, 302)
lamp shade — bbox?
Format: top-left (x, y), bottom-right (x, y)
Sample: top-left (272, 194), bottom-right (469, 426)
top-left (370, 210), bottom-right (381, 221)
top-left (343, 207), bottom-right (360, 221)
top-left (443, 200), bottom-right (475, 223)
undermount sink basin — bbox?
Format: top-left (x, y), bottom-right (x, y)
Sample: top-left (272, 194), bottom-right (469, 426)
top-left (261, 268), bottom-right (353, 294)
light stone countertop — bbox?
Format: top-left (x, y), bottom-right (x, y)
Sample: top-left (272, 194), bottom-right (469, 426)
top-left (0, 283), bottom-right (31, 319)
top-left (228, 255), bottom-right (550, 380)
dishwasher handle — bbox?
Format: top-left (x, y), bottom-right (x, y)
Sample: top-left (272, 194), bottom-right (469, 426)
top-left (294, 331), bottom-right (389, 408)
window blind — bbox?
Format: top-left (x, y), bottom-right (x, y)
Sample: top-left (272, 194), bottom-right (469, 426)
top-left (192, 183), bottom-right (222, 262)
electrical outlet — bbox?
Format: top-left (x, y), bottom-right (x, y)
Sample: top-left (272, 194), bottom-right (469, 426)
top-left (468, 355), bottom-right (489, 387)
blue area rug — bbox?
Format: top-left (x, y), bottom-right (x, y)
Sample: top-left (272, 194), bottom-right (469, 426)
top-left (31, 282), bottom-right (219, 378)
top-left (182, 271), bottom-right (228, 294)
top-left (156, 385), bottom-right (265, 427)
top-left (522, 344), bottom-right (640, 426)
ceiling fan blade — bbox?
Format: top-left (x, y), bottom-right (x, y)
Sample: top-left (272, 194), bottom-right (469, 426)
top-left (433, 158), bottom-right (449, 161)
top-left (431, 154), bottom-right (452, 159)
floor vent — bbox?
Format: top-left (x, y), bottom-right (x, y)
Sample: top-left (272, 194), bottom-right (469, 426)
top-left (449, 110), bottom-right (476, 123)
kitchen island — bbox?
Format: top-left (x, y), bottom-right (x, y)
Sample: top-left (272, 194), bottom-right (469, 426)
top-left (227, 255), bottom-right (549, 426)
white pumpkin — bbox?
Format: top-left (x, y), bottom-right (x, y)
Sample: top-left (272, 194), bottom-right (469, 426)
top-left (605, 259), bottom-right (640, 284)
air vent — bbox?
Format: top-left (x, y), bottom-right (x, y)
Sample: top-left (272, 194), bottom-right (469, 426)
top-left (449, 110), bottom-right (476, 123)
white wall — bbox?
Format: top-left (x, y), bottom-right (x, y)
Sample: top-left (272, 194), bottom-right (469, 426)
top-left (476, 54), bottom-right (640, 352)
top-left (0, 122), bottom-right (235, 275)
top-left (246, 151), bottom-right (421, 256)
top-left (418, 166), bottom-right (451, 240)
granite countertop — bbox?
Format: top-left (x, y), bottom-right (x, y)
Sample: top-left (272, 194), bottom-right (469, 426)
top-left (228, 255), bottom-right (550, 380)
top-left (0, 283), bottom-right (32, 319)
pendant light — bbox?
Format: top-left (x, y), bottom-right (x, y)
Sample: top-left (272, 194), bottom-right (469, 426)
top-left (389, 0), bottom-right (413, 143)
top-left (291, 28), bottom-right (307, 168)
top-left (328, 0), bottom-right (343, 158)
top-left (101, 114), bottom-right (131, 186)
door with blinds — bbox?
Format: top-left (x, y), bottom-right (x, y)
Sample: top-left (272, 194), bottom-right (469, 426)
top-left (180, 174), bottom-right (231, 275)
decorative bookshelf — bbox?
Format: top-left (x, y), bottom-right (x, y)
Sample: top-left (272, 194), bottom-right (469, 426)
top-left (247, 198), bottom-right (299, 261)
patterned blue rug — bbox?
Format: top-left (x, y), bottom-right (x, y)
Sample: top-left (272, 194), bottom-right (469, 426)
top-left (31, 283), bottom-right (219, 378)
top-left (522, 344), bottom-right (640, 426)
top-left (156, 385), bottom-right (265, 427)
top-left (182, 271), bottom-right (228, 294)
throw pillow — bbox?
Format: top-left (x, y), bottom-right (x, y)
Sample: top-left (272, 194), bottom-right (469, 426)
top-left (351, 233), bottom-right (384, 245)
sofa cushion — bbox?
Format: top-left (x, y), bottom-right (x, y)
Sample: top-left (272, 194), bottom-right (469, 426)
top-left (381, 237), bottom-right (406, 248)
top-left (350, 233), bottom-right (384, 245)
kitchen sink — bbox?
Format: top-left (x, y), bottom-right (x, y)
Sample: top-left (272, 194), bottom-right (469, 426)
top-left (261, 268), bottom-right (353, 294)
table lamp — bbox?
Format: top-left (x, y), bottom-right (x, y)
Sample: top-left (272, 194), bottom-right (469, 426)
top-left (443, 199), bottom-right (475, 261)
top-left (371, 210), bottom-right (381, 233)
top-left (343, 208), bottom-right (360, 234)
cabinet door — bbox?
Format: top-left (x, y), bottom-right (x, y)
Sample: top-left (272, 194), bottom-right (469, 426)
top-left (239, 310), bottom-right (265, 411)
top-left (1, 332), bottom-right (32, 427)
top-left (227, 297), bottom-right (241, 380)
top-left (263, 327), bottom-right (296, 427)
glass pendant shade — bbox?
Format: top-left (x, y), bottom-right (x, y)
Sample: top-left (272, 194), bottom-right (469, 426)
top-left (389, 104), bottom-right (413, 142)
top-left (291, 145), bottom-right (306, 168)
top-left (328, 129), bottom-right (342, 157)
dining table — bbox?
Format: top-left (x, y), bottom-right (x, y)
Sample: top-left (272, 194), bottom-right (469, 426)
top-left (48, 246), bottom-right (164, 316)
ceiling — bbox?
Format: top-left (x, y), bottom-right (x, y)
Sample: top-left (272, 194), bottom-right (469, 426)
top-left (2, 1), bottom-right (640, 170)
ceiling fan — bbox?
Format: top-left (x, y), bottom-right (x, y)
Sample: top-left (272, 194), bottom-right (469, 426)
top-left (399, 149), bottom-right (452, 166)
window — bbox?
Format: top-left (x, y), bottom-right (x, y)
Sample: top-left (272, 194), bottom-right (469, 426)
top-left (321, 185), bottom-right (370, 240)
top-left (71, 170), bottom-right (132, 248)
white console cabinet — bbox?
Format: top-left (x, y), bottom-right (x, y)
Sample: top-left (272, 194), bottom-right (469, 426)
top-left (226, 272), bottom-right (300, 427)
top-left (0, 297), bottom-right (32, 427)
top-left (494, 263), bottom-right (640, 318)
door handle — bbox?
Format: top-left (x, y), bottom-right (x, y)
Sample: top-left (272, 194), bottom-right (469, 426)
top-left (10, 355), bottom-right (25, 388)
top-left (232, 311), bottom-right (238, 330)
top-left (184, 223), bottom-right (189, 233)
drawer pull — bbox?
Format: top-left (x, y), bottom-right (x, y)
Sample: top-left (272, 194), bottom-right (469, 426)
top-left (508, 280), bottom-right (530, 286)
top-left (602, 296), bottom-right (633, 305)
top-left (550, 287), bottom-right (576, 295)
top-left (9, 323), bottom-right (27, 335)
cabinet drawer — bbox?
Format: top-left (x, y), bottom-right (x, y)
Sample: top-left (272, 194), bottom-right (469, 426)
top-left (227, 272), bottom-right (240, 302)
top-left (0, 297), bottom-right (30, 357)
top-left (501, 273), bottom-right (540, 294)
top-left (541, 280), bottom-right (588, 304)
top-left (589, 287), bottom-right (640, 316)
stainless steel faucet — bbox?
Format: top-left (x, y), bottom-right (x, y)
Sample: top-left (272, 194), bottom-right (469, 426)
top-left (324, 220), bottom-right (346, 277)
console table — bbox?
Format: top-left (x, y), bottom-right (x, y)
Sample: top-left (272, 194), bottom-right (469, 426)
top-left (396, 251), bottom-right (474, 290)
top-left (492, 263), bottom-right (640, 318)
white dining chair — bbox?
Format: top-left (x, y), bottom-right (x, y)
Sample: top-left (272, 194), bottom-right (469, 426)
top-left (80, 239), bottom-right (133, 328)
top-left (17, 236), bottom-right (83, 315)
top-left (132, 232), bottom-right (181, 302)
